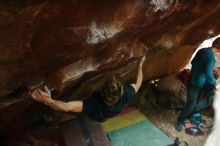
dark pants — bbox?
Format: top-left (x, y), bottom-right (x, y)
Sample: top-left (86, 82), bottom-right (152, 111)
top-left (177, 84), bottom-right (214, 124)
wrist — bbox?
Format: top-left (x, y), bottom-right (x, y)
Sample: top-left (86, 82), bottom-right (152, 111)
top-left (45, 97), bottom-right (53, 105)
top-left (139, 64), bottom-right (143, 69)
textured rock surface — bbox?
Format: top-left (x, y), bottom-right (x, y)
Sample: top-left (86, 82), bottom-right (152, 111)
top-left (0, 0), bottom-right (220, 136)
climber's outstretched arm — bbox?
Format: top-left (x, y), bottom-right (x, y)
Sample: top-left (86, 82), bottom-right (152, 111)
top-left (31, 86), bottom-right (83, 113)
top-left (131, 56), bottom-right (146, 93)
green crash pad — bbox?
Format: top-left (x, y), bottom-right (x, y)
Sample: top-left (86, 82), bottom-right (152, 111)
top-left (102, 109), bottom-right (173, 146)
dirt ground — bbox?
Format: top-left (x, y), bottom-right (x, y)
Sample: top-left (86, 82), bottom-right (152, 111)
top-left (141, 107), bottom-right (214, 146)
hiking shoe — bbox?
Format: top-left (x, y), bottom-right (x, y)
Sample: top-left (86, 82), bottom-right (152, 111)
top-left (175, 122), bottom-right (183, 132)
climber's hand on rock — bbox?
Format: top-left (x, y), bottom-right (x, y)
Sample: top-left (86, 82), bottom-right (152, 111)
top-left (31, 86), bottom-right (52, 104)
top-left (43, 86), bottom-right (51, 98)
top-left (139, 56), bottom-right (146, 66)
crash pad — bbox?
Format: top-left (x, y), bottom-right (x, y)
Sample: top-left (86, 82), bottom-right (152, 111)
top-left (101, 110), bottom-right (146, 132)
top-left (102, 109), bottom-right (173, 146)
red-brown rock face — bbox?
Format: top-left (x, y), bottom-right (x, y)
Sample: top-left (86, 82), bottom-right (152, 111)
top-left (0, 0), bottom-right (220, 135)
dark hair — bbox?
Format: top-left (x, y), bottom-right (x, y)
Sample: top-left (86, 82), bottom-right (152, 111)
top-left (212, 37), bottom-right (220, 48)
top-left (101, 74), bottom-right (123, 105)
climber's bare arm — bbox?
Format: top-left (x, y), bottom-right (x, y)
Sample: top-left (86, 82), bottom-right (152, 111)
top-left (131, 56), bottom-right (146, 93)
top-left (31, 87), bottom-right (83, 113)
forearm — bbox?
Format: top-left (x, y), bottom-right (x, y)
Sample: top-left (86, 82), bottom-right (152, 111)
top-left (45, 99), bottom-right (83, 113)
top-left (131, 63), bottom-right (143, 92)
top-left (136, 63), bottom-right (143, 88)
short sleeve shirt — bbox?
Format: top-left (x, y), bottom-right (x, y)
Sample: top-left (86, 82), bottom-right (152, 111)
top-left (82, 84), bottom-right (136, 122)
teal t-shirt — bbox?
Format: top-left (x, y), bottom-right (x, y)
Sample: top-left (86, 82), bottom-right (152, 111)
top-left (189, 48), bottom-right (216, 88)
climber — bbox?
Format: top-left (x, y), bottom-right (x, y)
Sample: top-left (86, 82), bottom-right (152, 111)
top-left (31, 56), bottom-right (146, 122)
top-left (175, 37), bottom-right (220, 131)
